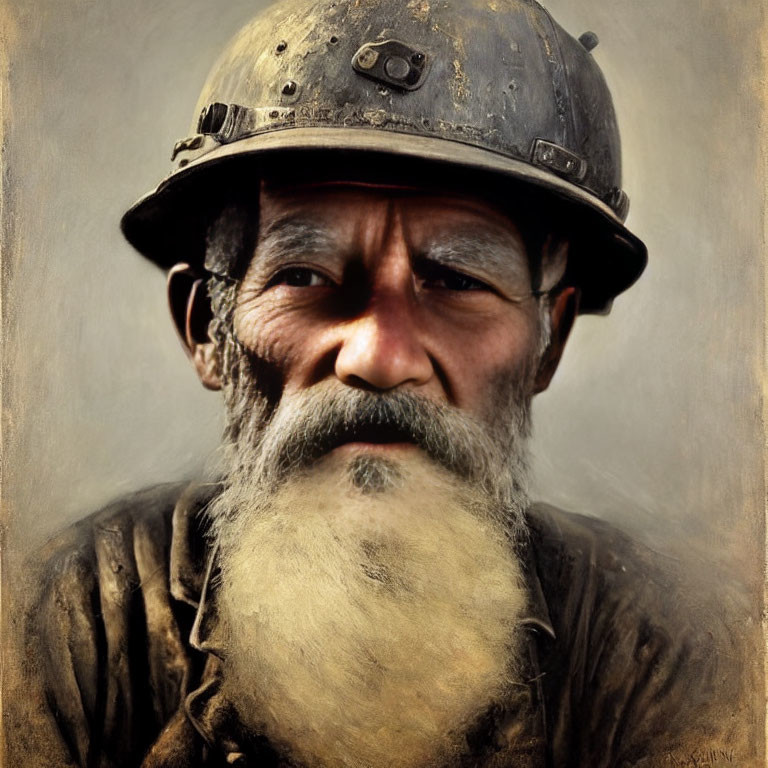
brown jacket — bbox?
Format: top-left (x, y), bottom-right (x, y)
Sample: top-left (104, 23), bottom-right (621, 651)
top-left (5, 482), bottom-right (753, 767)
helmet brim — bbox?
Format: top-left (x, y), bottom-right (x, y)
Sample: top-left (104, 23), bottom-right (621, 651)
top-left (121, 127), bottom-right (647, 314)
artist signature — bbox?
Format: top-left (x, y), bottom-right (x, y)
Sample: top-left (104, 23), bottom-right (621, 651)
top-left (661, 749), bottom-right (736, 767)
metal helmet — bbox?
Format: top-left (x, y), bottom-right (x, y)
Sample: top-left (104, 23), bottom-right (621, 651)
top-left (121, 0), bottom-right (647, 314)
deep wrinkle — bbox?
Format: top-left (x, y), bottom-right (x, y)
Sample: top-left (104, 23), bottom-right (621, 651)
top-left (241, 206), bottom-right (534, 301)
top-left (228, 184), bottom-right (547, 423)
top-left (243, 216), bottom-right (343, 293)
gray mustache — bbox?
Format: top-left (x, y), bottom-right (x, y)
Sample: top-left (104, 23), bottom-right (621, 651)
top-left (264, 390), bottom-right (479, 481)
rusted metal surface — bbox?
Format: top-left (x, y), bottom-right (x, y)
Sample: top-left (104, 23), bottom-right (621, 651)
top-left (121, 0), bottom-right (648, 314)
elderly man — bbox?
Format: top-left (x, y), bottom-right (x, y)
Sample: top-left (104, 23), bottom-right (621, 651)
top-left (9, 0), bottom-right (743, 766)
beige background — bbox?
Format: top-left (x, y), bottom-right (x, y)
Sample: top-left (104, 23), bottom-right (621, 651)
top-left (1, 0), bottom-right (765, 759)
top-left (1, 0), bottom-right (765, 724)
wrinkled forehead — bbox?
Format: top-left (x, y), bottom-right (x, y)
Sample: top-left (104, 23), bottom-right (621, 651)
top-left (257, 178), bottom-right (529, 251)
top-left (203, 169), bottom-right (559, 280)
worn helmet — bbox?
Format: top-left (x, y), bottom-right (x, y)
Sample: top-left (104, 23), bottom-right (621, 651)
top-left (121, 0), bottom-right (646, 314)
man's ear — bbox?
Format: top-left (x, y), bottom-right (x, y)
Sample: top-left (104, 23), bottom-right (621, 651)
top-left (533, 285), bottom-right (580, 394)
top-left (167, 263), bottom-right (222, 391)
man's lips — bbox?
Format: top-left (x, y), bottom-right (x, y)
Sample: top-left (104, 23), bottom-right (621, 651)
top-left (324, 421), bottom-right (419, 454)
top-left (332, 440), bottom-right (417, 455)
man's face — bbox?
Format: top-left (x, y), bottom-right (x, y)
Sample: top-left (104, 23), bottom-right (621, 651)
top-left (190, 180), bottom-right (573, 768)
top-left (232, 181), bottom-right (546, 442)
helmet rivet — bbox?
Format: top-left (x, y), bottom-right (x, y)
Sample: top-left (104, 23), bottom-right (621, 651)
top-left (410, 52), bottom-right (425, 66)
top-left (329, 35), bottom-right (339, 45)
top-left (282, 80), bottom-right (298, 96)
top-left (578, 31), bottom-right (599, 52)
top-left (356, 48), bottom-right (379, 70)
top-left (269, 110), bottom-right (279, 118)
top-left (275, 40), bottom-right (287, 54)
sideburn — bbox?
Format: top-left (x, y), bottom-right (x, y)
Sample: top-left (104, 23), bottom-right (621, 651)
top-left (207, 274), bottom-right (286, 445)
top-left (226, 340), bottom-right (285, 439)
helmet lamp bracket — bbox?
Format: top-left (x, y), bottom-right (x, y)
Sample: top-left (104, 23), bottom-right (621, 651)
top-left (352, 40), bottom-right (429, 91)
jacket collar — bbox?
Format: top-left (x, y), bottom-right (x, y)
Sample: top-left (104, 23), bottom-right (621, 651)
top-left (169, 481), bottom-right (221, 609)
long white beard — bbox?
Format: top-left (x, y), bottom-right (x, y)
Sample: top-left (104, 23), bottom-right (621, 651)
top-left (215, 452), bottom-right (527, 768)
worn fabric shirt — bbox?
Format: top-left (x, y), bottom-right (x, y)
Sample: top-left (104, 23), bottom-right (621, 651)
top-left (5, 482), bottom-right (751, 767)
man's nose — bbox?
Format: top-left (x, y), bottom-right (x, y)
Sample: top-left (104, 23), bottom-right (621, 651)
top-left (334, 278), bottom-right (433, 392)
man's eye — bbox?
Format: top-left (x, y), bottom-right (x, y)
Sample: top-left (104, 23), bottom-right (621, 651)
top-left (419, 264), bottom-right (491, 292)
top-left (266, 268), bottom-right (331, 288)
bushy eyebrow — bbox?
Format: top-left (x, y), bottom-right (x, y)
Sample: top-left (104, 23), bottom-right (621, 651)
top-left (247, 216), bottom-right (339, 284)
top-left (417, 228), bottom-right (531, 286)
top-left (245, 216), bottom-right (531, 289)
